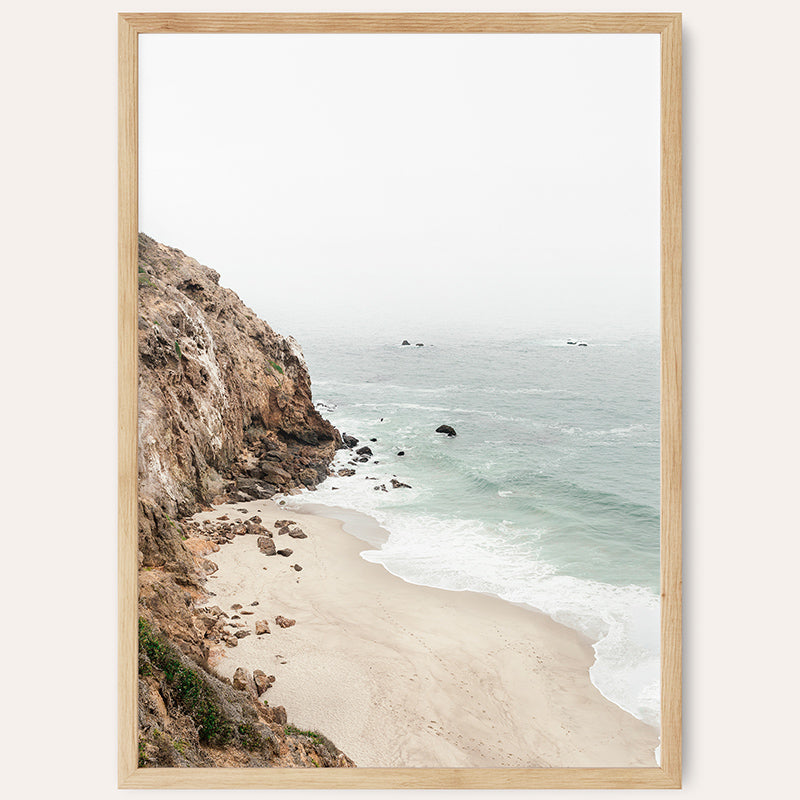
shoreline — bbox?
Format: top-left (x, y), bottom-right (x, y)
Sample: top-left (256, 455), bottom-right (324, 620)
top-left (194, 498), bottom-right (659, 768)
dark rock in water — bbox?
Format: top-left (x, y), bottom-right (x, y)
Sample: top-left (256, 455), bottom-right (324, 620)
top-left (342, 434), bottom-right (359, 448)
top-left (578, 342), bottom-right (588, 347)
top-left (369, 438), bottom-right (377, 442)
top-left (397, 451), bottom-right (405, 456)
top-left (415, 343), bottom-right (424, 347)
top-left (356, 446), bottom-right (373, 456)
top-left (435, 425), bottom-right (457, 437)
top-left (401, 340), bottom-right (410, 345)
top-left (390, 478), bottom-right (411, 489)
top-left (277, 548), bottom-right (293, 557)
top-left (357, 456), bottom-right (369, 463)
top-left (337, 468), bottom-right (356, 477)
top-left (373, 484), bottom-right (388, 492)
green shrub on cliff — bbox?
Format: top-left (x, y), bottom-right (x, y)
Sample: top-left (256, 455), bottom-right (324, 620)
top-left (138, 618), bottom-right (232, 745)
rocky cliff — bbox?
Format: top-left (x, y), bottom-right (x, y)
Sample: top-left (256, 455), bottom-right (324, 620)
top-left (135, 233), bottom-right (353, 767)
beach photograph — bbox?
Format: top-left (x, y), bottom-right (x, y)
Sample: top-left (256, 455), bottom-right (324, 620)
top-left (134, 30), bottom-right (664, 771)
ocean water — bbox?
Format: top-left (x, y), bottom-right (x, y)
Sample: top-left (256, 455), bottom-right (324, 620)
top-left (283, 330), bottom-right (661, 729)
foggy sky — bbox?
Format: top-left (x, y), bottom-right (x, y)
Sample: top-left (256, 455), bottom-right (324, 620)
top-left (139, 33), bottom-right (661, 342)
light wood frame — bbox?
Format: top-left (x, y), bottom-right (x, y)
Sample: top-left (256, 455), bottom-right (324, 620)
top-left (119, 12), bottom-right (681, 790)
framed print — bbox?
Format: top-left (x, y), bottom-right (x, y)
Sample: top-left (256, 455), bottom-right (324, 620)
top-left (119, 13), bottom-right (681, 789)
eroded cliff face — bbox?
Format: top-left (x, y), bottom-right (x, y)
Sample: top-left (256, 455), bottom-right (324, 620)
top-left (135, 233), bottom-right (353, 768)
top-left (137, 232), bottom-right (340, 518)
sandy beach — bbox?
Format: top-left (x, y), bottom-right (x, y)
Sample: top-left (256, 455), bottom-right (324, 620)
top-left (194, 499), bottom-right (659, 768)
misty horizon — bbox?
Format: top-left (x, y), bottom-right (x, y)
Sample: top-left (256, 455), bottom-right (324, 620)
top-left (139, 33), bottom-right (661, 340)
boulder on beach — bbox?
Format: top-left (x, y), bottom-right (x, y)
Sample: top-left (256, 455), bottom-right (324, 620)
top-left (255, 619), bottom-right (270, 635)
top-left (288, 527), bottom-right (307, 539)
top-left (277, 548), bottom-right (293, 557)
top-left (253, 669), bottom-right (273, 694)
top-left (435, 424), bottom-right (457, 437)
top-left (257, 536), bottom-right (276, 556)
top-left (275, 615), bottom-right (296, 628)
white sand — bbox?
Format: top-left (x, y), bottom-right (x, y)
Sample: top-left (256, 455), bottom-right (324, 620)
top-left (194, 499), bottom-right (659, 768)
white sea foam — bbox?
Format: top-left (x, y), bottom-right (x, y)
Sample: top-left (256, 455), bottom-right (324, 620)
top-left (286, 462), bottom-right (661, 730)
top-left (297, 335), bottom-right (662, 734)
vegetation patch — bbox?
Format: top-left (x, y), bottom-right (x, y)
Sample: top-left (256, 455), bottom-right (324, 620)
top-left (138, 618), bottom-right (232, 746)
top-left (268, 359), bottom-right (284, 375)
top-left (237, 722), bottom-right (265, 751)
top-left (284, 723), bottom-right (324, 743)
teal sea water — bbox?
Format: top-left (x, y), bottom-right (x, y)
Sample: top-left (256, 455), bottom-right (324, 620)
top-left (284, 330), bottom-right (661, 728)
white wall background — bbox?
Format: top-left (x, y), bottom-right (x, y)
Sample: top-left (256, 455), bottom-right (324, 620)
top-left (1, 1), bottom-right (798, 799)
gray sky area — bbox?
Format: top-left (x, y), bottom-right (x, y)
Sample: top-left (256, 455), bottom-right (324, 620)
top-left (139, 34), bottom-right (660, 342)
